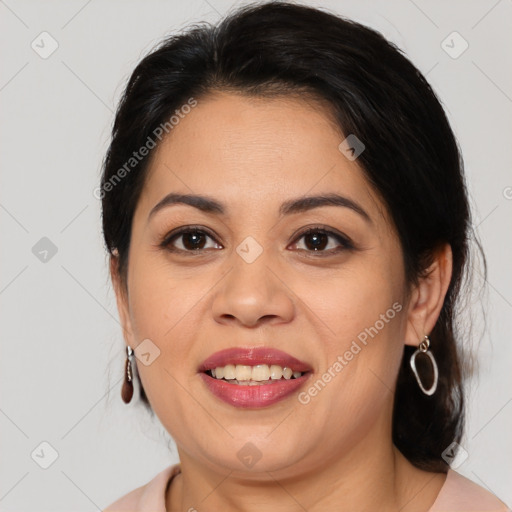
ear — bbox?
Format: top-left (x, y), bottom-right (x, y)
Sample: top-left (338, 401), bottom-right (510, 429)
top-left (110, 253), bottom-right (136, 349)
top-left (403, 243), bottom-right (453, 347)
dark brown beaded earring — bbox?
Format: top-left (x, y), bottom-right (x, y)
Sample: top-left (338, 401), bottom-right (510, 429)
top-left (121, 345), bottom-right (134, 404)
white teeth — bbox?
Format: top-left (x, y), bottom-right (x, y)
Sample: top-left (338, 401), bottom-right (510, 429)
top-left (209, 364), bottom-right (304, 382)
top-left (235, 365), bottom-right (253, 381)
top-left (270, 364), bottom-right (283, 379)
top-left (223, 364), bottom-right (236, 380)
top-left (252, 364), bottom-right (270, 381)
top-left (282, 367), bottom-right (293, 379)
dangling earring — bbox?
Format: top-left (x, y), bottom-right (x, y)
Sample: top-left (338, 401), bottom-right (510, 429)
top-left (409, 335), bottom-right (438, 396)
top-left (121, 345), bottom-right (134, 404)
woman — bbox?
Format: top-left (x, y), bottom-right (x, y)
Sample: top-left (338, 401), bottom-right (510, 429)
top-left (101, 2), bottom-right (509, 511)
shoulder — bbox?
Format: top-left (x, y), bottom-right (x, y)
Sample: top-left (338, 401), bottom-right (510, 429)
top-left (103, 464), bottom-right (181, 512)
top-left (430, 469), bottom-right (510, 512)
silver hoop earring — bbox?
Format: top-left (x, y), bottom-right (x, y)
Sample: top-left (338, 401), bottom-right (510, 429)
top-left (409, 335), bottom-right (438, 396)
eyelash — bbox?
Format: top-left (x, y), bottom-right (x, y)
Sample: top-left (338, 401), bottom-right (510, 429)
top-left (159, 225), bottom-right (354, 257)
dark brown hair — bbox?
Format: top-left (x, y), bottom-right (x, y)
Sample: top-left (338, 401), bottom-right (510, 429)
top-left (100, 1), bottom-right (485, 472)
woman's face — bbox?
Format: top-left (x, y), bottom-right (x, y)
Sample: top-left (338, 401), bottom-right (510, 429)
top-left (113, 91), bottom-right (418, 476)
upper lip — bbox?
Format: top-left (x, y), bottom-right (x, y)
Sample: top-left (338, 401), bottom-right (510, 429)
top-left (198, 347), bottom-right (313, 373)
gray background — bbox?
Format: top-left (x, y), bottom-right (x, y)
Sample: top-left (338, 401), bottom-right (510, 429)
top-left (1, 0), bottom-right (511, 509)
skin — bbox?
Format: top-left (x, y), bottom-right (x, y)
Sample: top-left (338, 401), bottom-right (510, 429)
top-left (110, 91), bottom-right (453, 512)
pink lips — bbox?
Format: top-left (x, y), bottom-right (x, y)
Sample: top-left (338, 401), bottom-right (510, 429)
top-left (198, 347), bottom-right (313, 373)
top-left (198, 347), bottom-right (312, 408)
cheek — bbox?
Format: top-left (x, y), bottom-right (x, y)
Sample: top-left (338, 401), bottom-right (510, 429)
top-left (124, 260), bottom-right (201, 394)
top-left (126, 266), bottom-right (202, 429)
top-left (127, 254), bottom-right (206, 341)
top-left (300, 259), bottom-right (402, 348)
top-left (297, 258), bottom-right (405, 410)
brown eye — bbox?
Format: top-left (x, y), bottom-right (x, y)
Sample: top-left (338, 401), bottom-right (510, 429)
top-left (159, 225), bottom-right (352, 256)
top-left (290, 227), bottom-right (353, 255)
top-left (161, 226), bottom-right (222, 253)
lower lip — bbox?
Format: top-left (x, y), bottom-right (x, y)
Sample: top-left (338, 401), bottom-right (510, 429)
top-left (199, 372), bottom-right (310, 408)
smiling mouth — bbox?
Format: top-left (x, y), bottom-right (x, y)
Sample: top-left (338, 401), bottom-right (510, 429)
top-left (204, 363), bottom-right (308, 385)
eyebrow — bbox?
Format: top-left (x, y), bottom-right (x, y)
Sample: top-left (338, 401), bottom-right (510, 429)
top-left (147, 192), bottom-right (372, 224)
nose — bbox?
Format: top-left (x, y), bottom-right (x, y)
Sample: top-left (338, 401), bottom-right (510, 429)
top-left (211, 248), bottom-right (295, 328)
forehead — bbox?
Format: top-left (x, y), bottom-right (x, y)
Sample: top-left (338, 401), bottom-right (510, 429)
top-left (137, 91), bottom-right (388, 226)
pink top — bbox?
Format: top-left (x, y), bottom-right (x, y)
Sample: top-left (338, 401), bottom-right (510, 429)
top-left (104, 464), bottom-right (510, 511)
